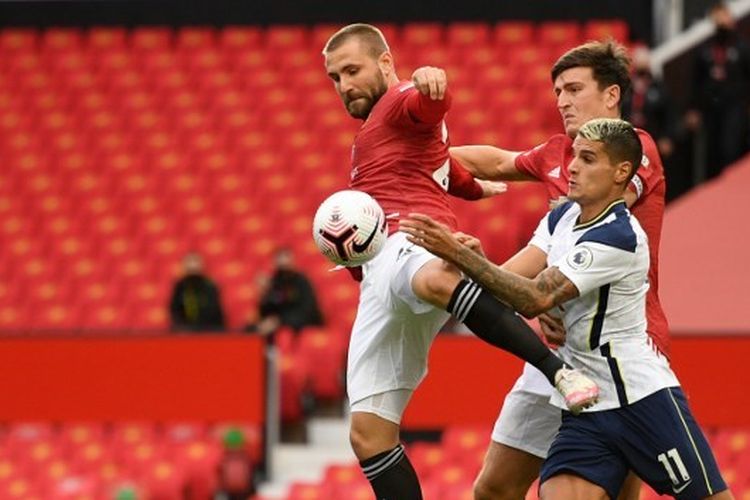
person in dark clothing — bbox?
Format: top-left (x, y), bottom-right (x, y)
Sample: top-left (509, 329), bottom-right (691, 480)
top-left (169, 252), bottom-right (226, 332)
top-left (623, 46), bottom-right (688, 200)
top-left (257, 247), bottom-right (324, 333)
top-left (686, 1), bottom-right (750, 180)
top-left (623, 46), bottom-right (677, 160)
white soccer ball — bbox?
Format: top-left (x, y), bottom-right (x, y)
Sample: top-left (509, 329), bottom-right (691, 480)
top-left (312, 190), bottom-right (388, 267)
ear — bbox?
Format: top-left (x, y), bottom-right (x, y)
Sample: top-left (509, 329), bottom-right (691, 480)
top-left (605, 84), bottom-right (621, 112)
top-left (378, 51), bottom-right (394, 76)
top-left (614, 160), bottom-right (632, 185)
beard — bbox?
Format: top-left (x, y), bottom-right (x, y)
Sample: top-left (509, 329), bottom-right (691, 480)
top-left (344, 73), bottom-right (388, 119)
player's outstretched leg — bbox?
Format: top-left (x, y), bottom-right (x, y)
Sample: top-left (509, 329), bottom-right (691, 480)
top-left (413, 260), bottom-right (599, 412)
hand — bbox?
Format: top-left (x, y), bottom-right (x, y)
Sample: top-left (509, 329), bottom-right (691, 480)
top-left (538, 312), bottom-right (566, 347)
top-left (477, 179), bottom-right (507, 198)
top-left (400, 213), bottom-right (462, 261)
top-left (411, 66), bottom-right (447, 100)
top-left (257, 316), bottom-right (280, 336)
top-left (454, 232), bottom-right (485, 257)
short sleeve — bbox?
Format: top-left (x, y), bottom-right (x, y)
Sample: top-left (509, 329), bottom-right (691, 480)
top-left (629, 130), bottom-right (665, 202)
top-left (528, 213), bottom-right (552, 254)
top-left (555, 243), bottom-right (632, 296)
top-left (514, 141), bottom-right (550, 180)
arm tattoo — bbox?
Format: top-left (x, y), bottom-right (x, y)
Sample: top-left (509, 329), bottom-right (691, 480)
top-left (453, 246), bottom-right (579, 318)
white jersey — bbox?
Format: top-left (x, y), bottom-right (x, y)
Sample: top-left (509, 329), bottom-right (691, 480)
top-left (531, 199), bottom-right (679, 412)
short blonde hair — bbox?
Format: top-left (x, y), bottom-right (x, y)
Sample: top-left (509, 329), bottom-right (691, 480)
top-left (322, 23), bottom-right (390, 59)
top-left (578, 118), bottom-right (642, 182)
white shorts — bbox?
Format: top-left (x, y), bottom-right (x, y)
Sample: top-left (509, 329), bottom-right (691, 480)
top-left (347, 232), bottom-right (450, 415)
top-left (491, 363), bottom-right (561, 459)
top-left (350, 389), bottom-right (413, 425)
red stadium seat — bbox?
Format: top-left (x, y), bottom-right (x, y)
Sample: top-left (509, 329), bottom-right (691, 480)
top-left (87, 27), bottom-right (127, 51)
top-left (219, 26), bottom-right (263, 50)
top-left (287, 482), bottom-right (326, 500)
top-left (584, 20), bottom-right (629, 42)
top-left (265, 25), bottom-right (308, 49)
top-left (0, 29), bottom-right (38, 52)
top-left (130, 27), bottom-right (173, 52)
top-left (40, 28), bottom-right (83, 52)
top-left (537, 21), bottom-right (582, 48)
top-left (447, 22), bottom-right (490, 47)
top-left (176, 27), bottom-right (215, 50)
top-left (401, 22), bottom-right (444, 49)
top-left (493, 21), bottom-right (534, 47)
top-left (296, 327), bottom-right (346, 400)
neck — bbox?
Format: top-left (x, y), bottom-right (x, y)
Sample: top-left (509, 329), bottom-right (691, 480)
top-left (387, 73), bottom-right (400, 87)
top-left (578, 197), bottom-right (624, 225)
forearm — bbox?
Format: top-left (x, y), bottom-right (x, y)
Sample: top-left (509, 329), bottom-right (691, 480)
top-left (450, 145), bottom-right (527, 181)
top-left (452, 246), bottom-right (552, 318)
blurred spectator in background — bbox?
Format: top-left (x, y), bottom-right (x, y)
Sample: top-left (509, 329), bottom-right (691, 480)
top-left (214, 427), bottom-right (256, 500)
top-left (169, 252), bottom-right (226, 332)
top-left (623, 45), bottom-right (677, 160)
top-left (686, 1), bottom-right (750, 180)
top-left (248, 247), bottom-right (324, 335)
top-left (623, 45), bottom-right (687, 200)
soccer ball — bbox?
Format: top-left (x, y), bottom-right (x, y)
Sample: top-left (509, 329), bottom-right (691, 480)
top-left (313, 190), bottom-right (388, 267)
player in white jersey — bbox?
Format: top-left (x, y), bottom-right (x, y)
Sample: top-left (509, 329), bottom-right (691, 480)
top-left (402, 118), bottom-right (730, 499)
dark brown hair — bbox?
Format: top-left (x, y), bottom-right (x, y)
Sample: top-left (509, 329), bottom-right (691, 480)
top-left (551, 41), bottom-right (631, 108)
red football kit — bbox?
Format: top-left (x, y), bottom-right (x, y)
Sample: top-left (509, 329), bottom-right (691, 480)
top-left (349, 81), bottom-right (482, 235)
top-left (514, 130), bottom-right (670, 356)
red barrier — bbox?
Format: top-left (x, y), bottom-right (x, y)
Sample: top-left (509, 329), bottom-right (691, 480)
top-left (0, 335), bottom-right (266, 422)
top-left (402, 335), bottom-right (750, 429)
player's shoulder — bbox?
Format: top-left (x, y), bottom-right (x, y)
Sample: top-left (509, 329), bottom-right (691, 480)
top-left (518, 133), bottom-right (569, 157)
top-left (547, 200), bottom-right (577, 234)
top-left (576, 201), bottom-right (639, 253)
top-left (537, 133), bottom-right (570, 154)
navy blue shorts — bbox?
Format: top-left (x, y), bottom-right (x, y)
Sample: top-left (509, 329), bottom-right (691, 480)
top-left (540, 387), bottom-right (727, 499)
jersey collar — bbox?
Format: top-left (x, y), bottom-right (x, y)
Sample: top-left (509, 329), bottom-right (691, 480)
top-left (574, 198), bottom-right (627, 231)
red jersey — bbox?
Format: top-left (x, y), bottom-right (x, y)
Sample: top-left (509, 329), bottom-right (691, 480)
top-left (515, 130), bottom-right (670, 356)
top-left (349, 81), bottom-right (481, 234)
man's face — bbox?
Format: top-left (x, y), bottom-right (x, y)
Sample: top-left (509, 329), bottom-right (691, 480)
top-left (325, 39), bottom-right (389, 119)
top-left (567, 136), bottom-right (622, 204)
top-left (711, 6), bottom-right (735, 30)
top-left (183, 253), bottom-right (204, 275)
top-left (554, 67), bottom-right (618, 138)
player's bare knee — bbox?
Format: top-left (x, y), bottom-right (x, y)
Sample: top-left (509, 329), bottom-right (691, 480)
top-left (473, 478), bottom-right (498, 500)
top-left (349, 424), bottom-right (391, 460)
top-left (474, 476), bottom-right (523, 500)
top-left (412, 264), bottom-right (461, 308)
top-left (349, 425), bottom-right (372, 459)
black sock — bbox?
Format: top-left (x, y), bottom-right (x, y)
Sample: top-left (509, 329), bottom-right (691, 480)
top-left (448, 279), bottom-right (564, 385)
top-left (360, 444), bottom-right (422, 500)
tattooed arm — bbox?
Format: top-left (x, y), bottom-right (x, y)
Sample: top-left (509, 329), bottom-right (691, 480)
top-left (451, 246), bottom-right (578, 318)
top-left (400, 213), bottom-right (579, 318)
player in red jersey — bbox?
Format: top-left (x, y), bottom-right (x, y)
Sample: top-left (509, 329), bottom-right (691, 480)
top-left (450, 41), bottom-right (670, 500)
top-left (322, 24), bottom-right (598, 499)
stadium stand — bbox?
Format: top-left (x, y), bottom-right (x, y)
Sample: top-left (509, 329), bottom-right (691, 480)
top-left (2, 17), bottom-right (748, 499)
top-left (0, 21), bottom-right (601, 336)
top-left (267, 424), bottom-right (750, 499)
